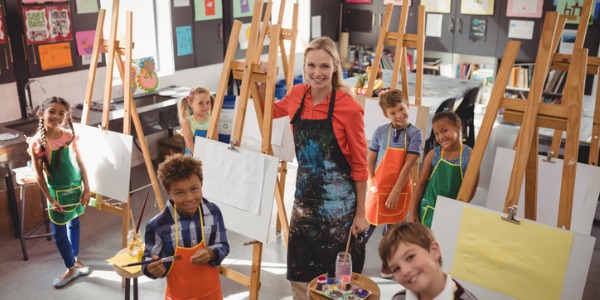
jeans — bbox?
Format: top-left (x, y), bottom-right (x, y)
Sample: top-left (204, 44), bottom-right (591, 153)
top-left (51, 217), bottom-right (80, 269)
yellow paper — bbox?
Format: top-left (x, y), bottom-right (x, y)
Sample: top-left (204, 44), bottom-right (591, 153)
top-left (38, 42), bottom-right (73, 71)
top-left (452, 206), bottom-right (573, 300)
top-left (106, 251), bottom-right (142, 275)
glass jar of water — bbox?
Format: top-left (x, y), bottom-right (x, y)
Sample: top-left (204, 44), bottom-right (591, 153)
top-left (335, 251), bottom-right (352, 283)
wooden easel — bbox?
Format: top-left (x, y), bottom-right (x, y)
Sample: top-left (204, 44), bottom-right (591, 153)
top-left (79, 0), bottom-right (165, 247)
top-left (365, 3), bottom-right (425, 105)
top-left (546, 0), bottom-right (600, 166)
top-left (206, 1), bottom-right (286, 298)
top-left (457, 12), bottom-right (589, 230)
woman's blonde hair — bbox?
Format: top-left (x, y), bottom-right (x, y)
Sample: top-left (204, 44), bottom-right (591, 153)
top-left (303, 37), bottom-right (351, 95)
top-left (177, 87), bottom-right (214, 122)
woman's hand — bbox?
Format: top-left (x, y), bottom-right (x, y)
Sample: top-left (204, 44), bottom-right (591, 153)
top-left (147, 255), bottom-right (166, 278)
top-left (351, 214), bottom-right (370, 238)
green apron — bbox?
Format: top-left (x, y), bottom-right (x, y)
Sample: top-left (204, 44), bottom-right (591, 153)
top-left (46, 145), bottom-right (85, 225)
top-left (419, 146), bottom-right (463, 228)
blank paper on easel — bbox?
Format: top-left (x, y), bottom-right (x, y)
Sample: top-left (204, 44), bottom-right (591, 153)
top-left (452, 206), bottom-right (572, 300)
top-left (202, 141), bottom-right (264, 215)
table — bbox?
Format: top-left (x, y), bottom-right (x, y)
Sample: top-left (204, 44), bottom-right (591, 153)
top-left (0, 125), bottom-right (28, 239)
top-left (308, 272), bottom-right (380, 300)
top-left (109, 249), bottom-right (144, 300)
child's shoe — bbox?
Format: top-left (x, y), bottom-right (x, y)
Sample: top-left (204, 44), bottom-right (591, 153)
top-left (380, 265), bottom-right (394, 279)
top-left (52, 268), bottom-right (81, 288)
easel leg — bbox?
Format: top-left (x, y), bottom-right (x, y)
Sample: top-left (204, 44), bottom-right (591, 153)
top-left (524, 131), bottom-right (538, 220)
top-left (249, 242), bottom-right (263, 300)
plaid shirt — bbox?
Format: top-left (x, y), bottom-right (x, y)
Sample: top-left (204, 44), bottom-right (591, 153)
top-left (142, 198), bottom-right (229, 278)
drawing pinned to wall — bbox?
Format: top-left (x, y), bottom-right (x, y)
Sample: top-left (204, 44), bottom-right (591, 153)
top-left (422, 0), bottom-right (451, 13)
top-left (174, 0), bottom-right (190, 7)
top-left (556, 0), bottom-right (596, 25)
top-left (195, 0), bottom-right (223, 21)
top-left (75, 0), bottom-right (99, 14)
top-left (23, 6), bottom-right (50, 44)
top-left (506, 0), bottom-right (543, 18)
top-left (81, 52), bottom-right (102, 66)
top-left (22, 0), bottom-right (68, 3)
top-left (233, 0), bottom-right (253, 18)
top-left (38, 42), bottom-right (73, 71)
top-left (239, 22), bottom-right (269, 50)
top-left (0, 5), bottom-right (5, 44)
top-left (469, 17), bottom-right (487, 41)
top-left (75, 30), bottom-right (95, 56)
top-left (129, 65), bottom-right (138, 94)
top-left (347, 0), bottom-right (372, 3)
top-left (559, 29), bottom-right (576, 54)
top-left (135, 57), bottom-right (158, 92)
top-left (384, 0), bottom-right (411, 6)
top-left (461, 0), bottom-right (495, 15)
top-left (176, 25), bottom-right (193, 56)
top-left (48, 5), bottom-right (72, 40)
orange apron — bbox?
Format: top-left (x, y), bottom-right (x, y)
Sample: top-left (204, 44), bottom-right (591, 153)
top-left (366, 125), bottom-right (413, 225)
top-left (165, 205), bottom-right (222, 300)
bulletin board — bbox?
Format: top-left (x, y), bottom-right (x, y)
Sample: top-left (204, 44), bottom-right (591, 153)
top-left (22, 0), bottom-right (105, 78)
top-left (193, 136), bottom-right (279, 244)
top-left (74, 124), bottom-right (133, 202)
top-left (432, 196), bottom-right (596, 300)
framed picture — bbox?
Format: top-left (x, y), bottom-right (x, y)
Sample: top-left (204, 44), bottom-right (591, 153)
top-left (556, 0), bottom-right (596, 25)
top-left (506, 0), bottom-right (544, 18)
top-left (422, 0), bottom-right (451, 13)
top-left (461, 0), bottom-right (495, 15)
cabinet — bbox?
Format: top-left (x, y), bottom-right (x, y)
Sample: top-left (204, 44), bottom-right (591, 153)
top-left (425, 0), bottom-right (502, 57)
top-left (342, 2), bottom-right (418, 48)
top-left (310, 0), bottom-right (340, 40)
top-left (0, 1), bottom-right (16, 84)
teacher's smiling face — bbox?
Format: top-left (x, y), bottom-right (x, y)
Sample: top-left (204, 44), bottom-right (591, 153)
top-left (168, 174), bottom-right (203, 217)
top-left (304, 49), bottom-right (335, 90)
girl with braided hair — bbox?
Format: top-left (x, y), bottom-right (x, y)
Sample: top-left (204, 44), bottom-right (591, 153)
top-left (28, 96), bottom-right (91, 288)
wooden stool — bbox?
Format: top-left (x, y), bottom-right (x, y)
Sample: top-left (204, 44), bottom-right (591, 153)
top-left (308, 272), bottom-right (381, 300)
top-left (111, 249), bottom-right (143, 300)
top-left (13, 166), bottom-right (53, 261)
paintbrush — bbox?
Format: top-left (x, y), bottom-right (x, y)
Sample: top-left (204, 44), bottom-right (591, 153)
top-left (135, 191), bottom-right (150, 234)
top-left (44, 203), bottom-right (81, 210)
top-left (120, 255), bottom-right (182, 267)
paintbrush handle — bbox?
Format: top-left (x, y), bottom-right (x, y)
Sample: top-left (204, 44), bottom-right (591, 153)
top-left (120, 255), bottom-right (181, 268)
top-left (44, 203), bottom-right (81, 210)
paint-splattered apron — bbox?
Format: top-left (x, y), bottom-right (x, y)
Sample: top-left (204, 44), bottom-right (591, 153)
top-left (46, 145), bottom-right (85, 225)
top-left (287, 87), bottom-right (365, 282)
top-left (366, 125), bottom-right (412, 225)
top-left (418, 146), bottom-right (463, 228)
top-left (165, 205), bottom-right (222, 300)
top-left (185, 115), bottom-right (209, 155)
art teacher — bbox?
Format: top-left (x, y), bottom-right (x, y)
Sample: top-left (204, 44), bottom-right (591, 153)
top-left (273, 36), bottom-right (369, 298)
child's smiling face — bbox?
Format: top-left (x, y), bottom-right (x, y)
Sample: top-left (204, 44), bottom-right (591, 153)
top-left (388, 241), bottom-right (444, 296)
top-left (384, 101), bottom-right (410, 128)
top-left (167, 174), bottom-right (203, 217)
top-left (188, 93), bottom-right (211, 117)
top-left (432, 118), bottom-right (461, 150)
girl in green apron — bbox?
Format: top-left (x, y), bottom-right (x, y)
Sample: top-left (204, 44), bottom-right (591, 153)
top-left (29, 97), bottom-right (91, 288)
top-left (411, 111), bottom-right (478, 228)
top-left (178, 87), bottom-right (214, 155)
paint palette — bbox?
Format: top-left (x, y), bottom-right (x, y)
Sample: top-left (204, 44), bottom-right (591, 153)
top-left (309, 282), bottom-right (372, 299)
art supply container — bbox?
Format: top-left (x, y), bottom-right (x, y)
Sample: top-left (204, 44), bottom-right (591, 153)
top-left (316, 275), bottom-right (327, 291)
top-left (327, 271), bottom-right (336, 285)
top-left (340, 274), bottom-right (351, 291)
top-left (335, 251), bottom-right (352, 283)
top-left (218, 95), bottom-right (236, 143)
top-left (127, 229), bottom-right (143, 258)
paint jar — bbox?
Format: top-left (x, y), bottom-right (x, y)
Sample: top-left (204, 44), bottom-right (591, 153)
top-left (340, 274), bottom-right (351, 291)
top-left (335, 251), bottom-right (352, 283)
top-left (275, 79), bottom-right (287, 100)
top-left (127, 229), bottom-right (143, 258)
top-left (316, 275), bottom-right (327, 291)
top-left (326, 271), bottom-right (336, 285)
top-left (218, 95), bottom-right (236, 144)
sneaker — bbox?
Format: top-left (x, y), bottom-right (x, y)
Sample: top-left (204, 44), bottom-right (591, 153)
top-left (380, 265), bottom-right (394, 279)
top-left (52, 268), bottom-right (81, 288)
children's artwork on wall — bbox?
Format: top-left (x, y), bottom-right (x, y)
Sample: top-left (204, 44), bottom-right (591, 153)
top-left (129, 65), bottom-right (138, 94)
top-left (38, 42), bottom-right (73, 71)
top-left (347, 0), bottom-right (372, 3)
top-left (384, 0), bottom-right (411, 6)
top-left (469, 17), bottom-right (487, 41)
top-left (233, 0), bottom-right (253, 18)
top-left (22, 0), bottom-right (68, 3)
top-left (23, 6), bottom-right (50, 44)
top-left (174, 0), bottom-right (190, 7)
top-left (0, 5), bottom-right (6, 44)
top-left (461, 0), bottom-right (495, 15)
top-left (506, 0), bottom-right (543, 18)
top-left (559, 29), bottom-right (576, 54)
top-left (135, 57), bottom-right (158, 92)
top-left (422, 0), bottom-right (451, 13)
top-left (75, 30), bottom-right (95, 56)
top-left (75, 0), bottom-right (99, 14)
top-left (195, 0), bottom-right (223, 21)
top-left (556, 0), bottom-right (596, 25)
top-left (176, 25), bottom-right (193, 56)
top-left (48, 5), bottom-right (72, 41)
